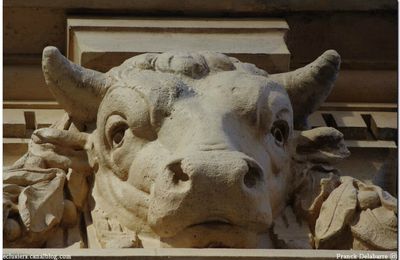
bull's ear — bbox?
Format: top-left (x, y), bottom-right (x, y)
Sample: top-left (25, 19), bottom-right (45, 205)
top-left (270, 50), bottom-right (340, 130)
top-left (42, 47), bottom-right (110, 123)
top-left (292, 127), bottom-right (350, 164)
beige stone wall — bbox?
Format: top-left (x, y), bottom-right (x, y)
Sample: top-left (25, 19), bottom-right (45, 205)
top-left (4, 1), bottom-right (397, 102)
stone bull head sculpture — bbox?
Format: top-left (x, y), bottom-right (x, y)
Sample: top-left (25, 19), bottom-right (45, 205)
top-left (3, 48), bottom-right (397, 250)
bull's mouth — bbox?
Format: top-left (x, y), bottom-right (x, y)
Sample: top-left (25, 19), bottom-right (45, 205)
top-left (159, 217), bottom-right (273, 248)
top-left (188, 219), bottom-right (233, 229)
top-left (160, 220), bottom-right (269, 248)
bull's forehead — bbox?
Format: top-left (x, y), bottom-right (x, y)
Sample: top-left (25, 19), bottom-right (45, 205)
top-left (99, 70), bottom-right (292, 130)
top-left (195, 71), bottom-right (292, 124)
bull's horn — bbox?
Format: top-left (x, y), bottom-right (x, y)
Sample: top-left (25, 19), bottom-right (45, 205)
top-left (42, 46), bottom-right (110, 123)
top-left (270, 50), bottom-right (340, 130)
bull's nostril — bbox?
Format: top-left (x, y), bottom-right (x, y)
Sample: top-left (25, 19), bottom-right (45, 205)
top-left (168, 162), bottom-right (189, 184)
top-left (244, 164), bottom-right (262, 188)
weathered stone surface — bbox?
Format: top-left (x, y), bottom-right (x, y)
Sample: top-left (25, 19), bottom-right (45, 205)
top-left (68, 18), bottom-right (290, 74)
top-left (373, 150), bottom-right (397, 197)
top-left (357, 190), bottom-right (380, 210)
top-left (45, 227), bottom-right (64, 248)
top-left (4, 65), bottom-right (54, 101)
top-left (2, 48), bottom-right (397, 250)
top-left (270, 50), bottom-right (340, 130)
top-left (311, 177), bottom-right (397, 250)
top-left (272, 206), bottom-right (311, 249)
top-left (3, 248), bottom-right (398, 260)
top-left (66, 169), bottom-right (89, 209)
top-left (62, 199), bottom-right (78, 227)
top-left (370, 112), bottom-right (397, 140)
top-left (315, 177), bottom-right (358, 249)
top-left (4, 218), bottom-right (22, 242)
top-left (3, 168), bottom-right (57, 186)
top-left (3, 109), bottom-right (26, 138)
top-left (292, 127), bottom-right (350, 164)
top-left (330, 111), bottom-right (368, 140)
top-left (293, 171), bottom-right (341, 231)
top-left (67, 221), bottom-right (85, 248)
top-left (92, 207), bottom-right (141, 248)
top-left (327, 70), bottom-right (397, 103)
top-left (351, 207), bottom-right (397, 250)
top-left (18, 171), bottom-right (65, 233)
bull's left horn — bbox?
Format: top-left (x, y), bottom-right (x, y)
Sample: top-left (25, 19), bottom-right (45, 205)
top-left (270, 50), bottom-right (340, 130)
top-left (42, 46), bottom-right (110, 123)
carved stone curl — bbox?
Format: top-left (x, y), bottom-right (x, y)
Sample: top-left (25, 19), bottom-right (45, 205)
top-left (3, 47), bottom-right (397, 249)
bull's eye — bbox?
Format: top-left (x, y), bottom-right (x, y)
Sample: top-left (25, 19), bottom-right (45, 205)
top-left (272, 127), bottom-right (284, 143)
top-left (111, 124), bottom-right (128, 147)
top-left (271, 120), bottom-right (289, 146)
top-left (106, 114), bottom-right (129, 148)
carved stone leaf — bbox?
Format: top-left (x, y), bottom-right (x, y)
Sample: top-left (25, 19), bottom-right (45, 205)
top-left (295, 170), bottom-right (340, 216)
top-left (3, 184), bottom-right (23, 222)
top-left (294, 168), bottom-right (327, 216)
top-left (307, 172), bottom-right (341, 232)
top-left (3, 199), bottom-right (13, 225)
top-left (351, 207), bottom-right (397, 250)
top-left (4, 184), bottom-right (23, 203)
top-left (355, 179), bottom-right (397, 212)
top-left (314, 177), bottom-right (357, 248)
top-left (18, 170), bottom-right (66, 233)
top-left (376, 187), bottom-right (397, 213)
top-left (4, 168), bottom-right (58, 186)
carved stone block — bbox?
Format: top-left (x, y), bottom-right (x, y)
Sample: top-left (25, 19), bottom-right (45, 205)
top-left (2, 47), bottom-right (397, 250)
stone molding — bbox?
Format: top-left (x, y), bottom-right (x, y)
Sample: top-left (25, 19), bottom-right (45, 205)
top-left (4, 248), bottom-right (398, 260)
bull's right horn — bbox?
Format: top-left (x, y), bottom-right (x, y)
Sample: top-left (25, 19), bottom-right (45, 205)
top-left (42, 46), bottom-right (110, 123)
top-left (270, 50), bottom-right (341, 130)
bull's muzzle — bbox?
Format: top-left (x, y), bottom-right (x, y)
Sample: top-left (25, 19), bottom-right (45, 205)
top-left (166, 153), bottom-right (263, 190)
top-left (148, 151), bottom-right (272, 243)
